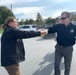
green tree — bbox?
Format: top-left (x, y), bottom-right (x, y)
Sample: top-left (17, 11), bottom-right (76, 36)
top-left (23, 19), bottom-right (35, 25)
top-left (24, 19), bottom-right (29, 24)
top-left (45, 17), bottom-right (52, 25)
top-left (0, 6), bottom-right (15, 26)
top-left (50, 18), bottom-right (55, 24)
top-left (45, 17), bottom-right (55, 26)
top-left (29, 19), bottom-right (34, 24)
top-left (19, 19), bottom-right (25, 25)
top-left (36, 13), bottom-right (43, 26)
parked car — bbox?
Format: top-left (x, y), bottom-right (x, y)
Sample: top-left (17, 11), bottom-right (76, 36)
top-left (18, 24), bottom-right (38, 31)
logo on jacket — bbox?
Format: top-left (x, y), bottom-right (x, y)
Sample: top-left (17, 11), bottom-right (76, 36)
top-left (70, 29), bottom-right (74, 33)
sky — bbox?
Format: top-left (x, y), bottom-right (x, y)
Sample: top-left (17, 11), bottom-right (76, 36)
top-left (0, 0), bottom-right (76, 21)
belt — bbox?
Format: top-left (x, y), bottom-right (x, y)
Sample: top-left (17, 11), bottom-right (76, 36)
top-left (57, 44), bottom-right (71, 48)
top-left (59, 45), bottom-right (67, 47)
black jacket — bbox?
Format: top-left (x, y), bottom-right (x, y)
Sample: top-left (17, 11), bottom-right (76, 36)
top-left (1, 25), bottom-right (41, 66)
top-left (48, 23), bottom-right (76, 46)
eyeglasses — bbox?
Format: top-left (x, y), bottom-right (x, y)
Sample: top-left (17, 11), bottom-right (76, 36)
top-left (60, 17), bottom-right (67, 20)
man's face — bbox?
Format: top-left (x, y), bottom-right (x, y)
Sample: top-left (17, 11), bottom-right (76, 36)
top-left (60, 14), bottom-right (70, 26)
top-left (9, 19), bottom-right (18, 29)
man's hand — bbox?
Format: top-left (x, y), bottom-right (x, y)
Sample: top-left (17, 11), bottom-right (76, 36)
top-left (40, 29), bottom-right (48, 35)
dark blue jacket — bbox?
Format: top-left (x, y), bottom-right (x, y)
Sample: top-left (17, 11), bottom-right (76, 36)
top-left (1, 25), bottom-right (41, 66)
top-left (48, 23), bottom-right (76, 46)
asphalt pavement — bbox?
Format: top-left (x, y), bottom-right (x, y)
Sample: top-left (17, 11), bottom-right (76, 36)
top-left (0, 36), bottom-right (76, 75)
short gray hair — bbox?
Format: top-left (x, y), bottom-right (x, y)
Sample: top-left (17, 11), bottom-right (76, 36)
top-left (61, 11), bottom-right (70, 17)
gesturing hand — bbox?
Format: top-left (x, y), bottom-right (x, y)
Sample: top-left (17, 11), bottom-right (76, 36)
top-left (40, 29), bottom-right (48, 35)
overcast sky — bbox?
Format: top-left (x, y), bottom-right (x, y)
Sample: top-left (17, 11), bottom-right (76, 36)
top-left (0, 0), bottom-right (76, 20)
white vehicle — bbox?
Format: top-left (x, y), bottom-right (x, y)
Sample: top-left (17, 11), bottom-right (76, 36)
top-left (18, 24), bottom-right (38, 31)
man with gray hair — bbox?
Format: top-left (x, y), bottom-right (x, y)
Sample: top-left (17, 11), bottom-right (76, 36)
top-left (43, 11), bottom-right (76, 75)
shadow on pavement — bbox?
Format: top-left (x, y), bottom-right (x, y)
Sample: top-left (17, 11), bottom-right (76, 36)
top-left (33, 52), bottom-right (54, 75)
top-left (33, 52), bottom-right (64, 75)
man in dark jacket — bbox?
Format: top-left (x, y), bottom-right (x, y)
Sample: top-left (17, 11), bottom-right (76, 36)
top-left (1, 17), bottom-right (42, 75)
top-left (42, 11), bottom-right (76, 75)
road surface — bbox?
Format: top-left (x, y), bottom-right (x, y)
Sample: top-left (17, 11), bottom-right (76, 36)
top-left (0, 36), bottom-right (76, 75)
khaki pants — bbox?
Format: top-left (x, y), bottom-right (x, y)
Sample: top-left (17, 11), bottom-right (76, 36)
top-left (4, 64), bottom-right (21, 75)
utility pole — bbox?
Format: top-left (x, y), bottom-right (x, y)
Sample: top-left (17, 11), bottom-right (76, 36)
top-left (10, 3), bottom-right (12, 12)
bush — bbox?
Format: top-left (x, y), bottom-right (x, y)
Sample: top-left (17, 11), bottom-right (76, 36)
top-left (0, 28), bottom-right (3, 34)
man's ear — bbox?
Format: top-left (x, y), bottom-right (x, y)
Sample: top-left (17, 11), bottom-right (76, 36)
top-left (8, 22), bottom-right (12, 26)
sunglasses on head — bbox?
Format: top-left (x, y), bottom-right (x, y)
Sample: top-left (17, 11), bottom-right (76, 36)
top-left (60, 17), bottom-right (67, 20)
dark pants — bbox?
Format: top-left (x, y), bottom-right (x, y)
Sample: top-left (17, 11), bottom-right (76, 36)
top-left (54, 44), bottom-right (73, 75)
